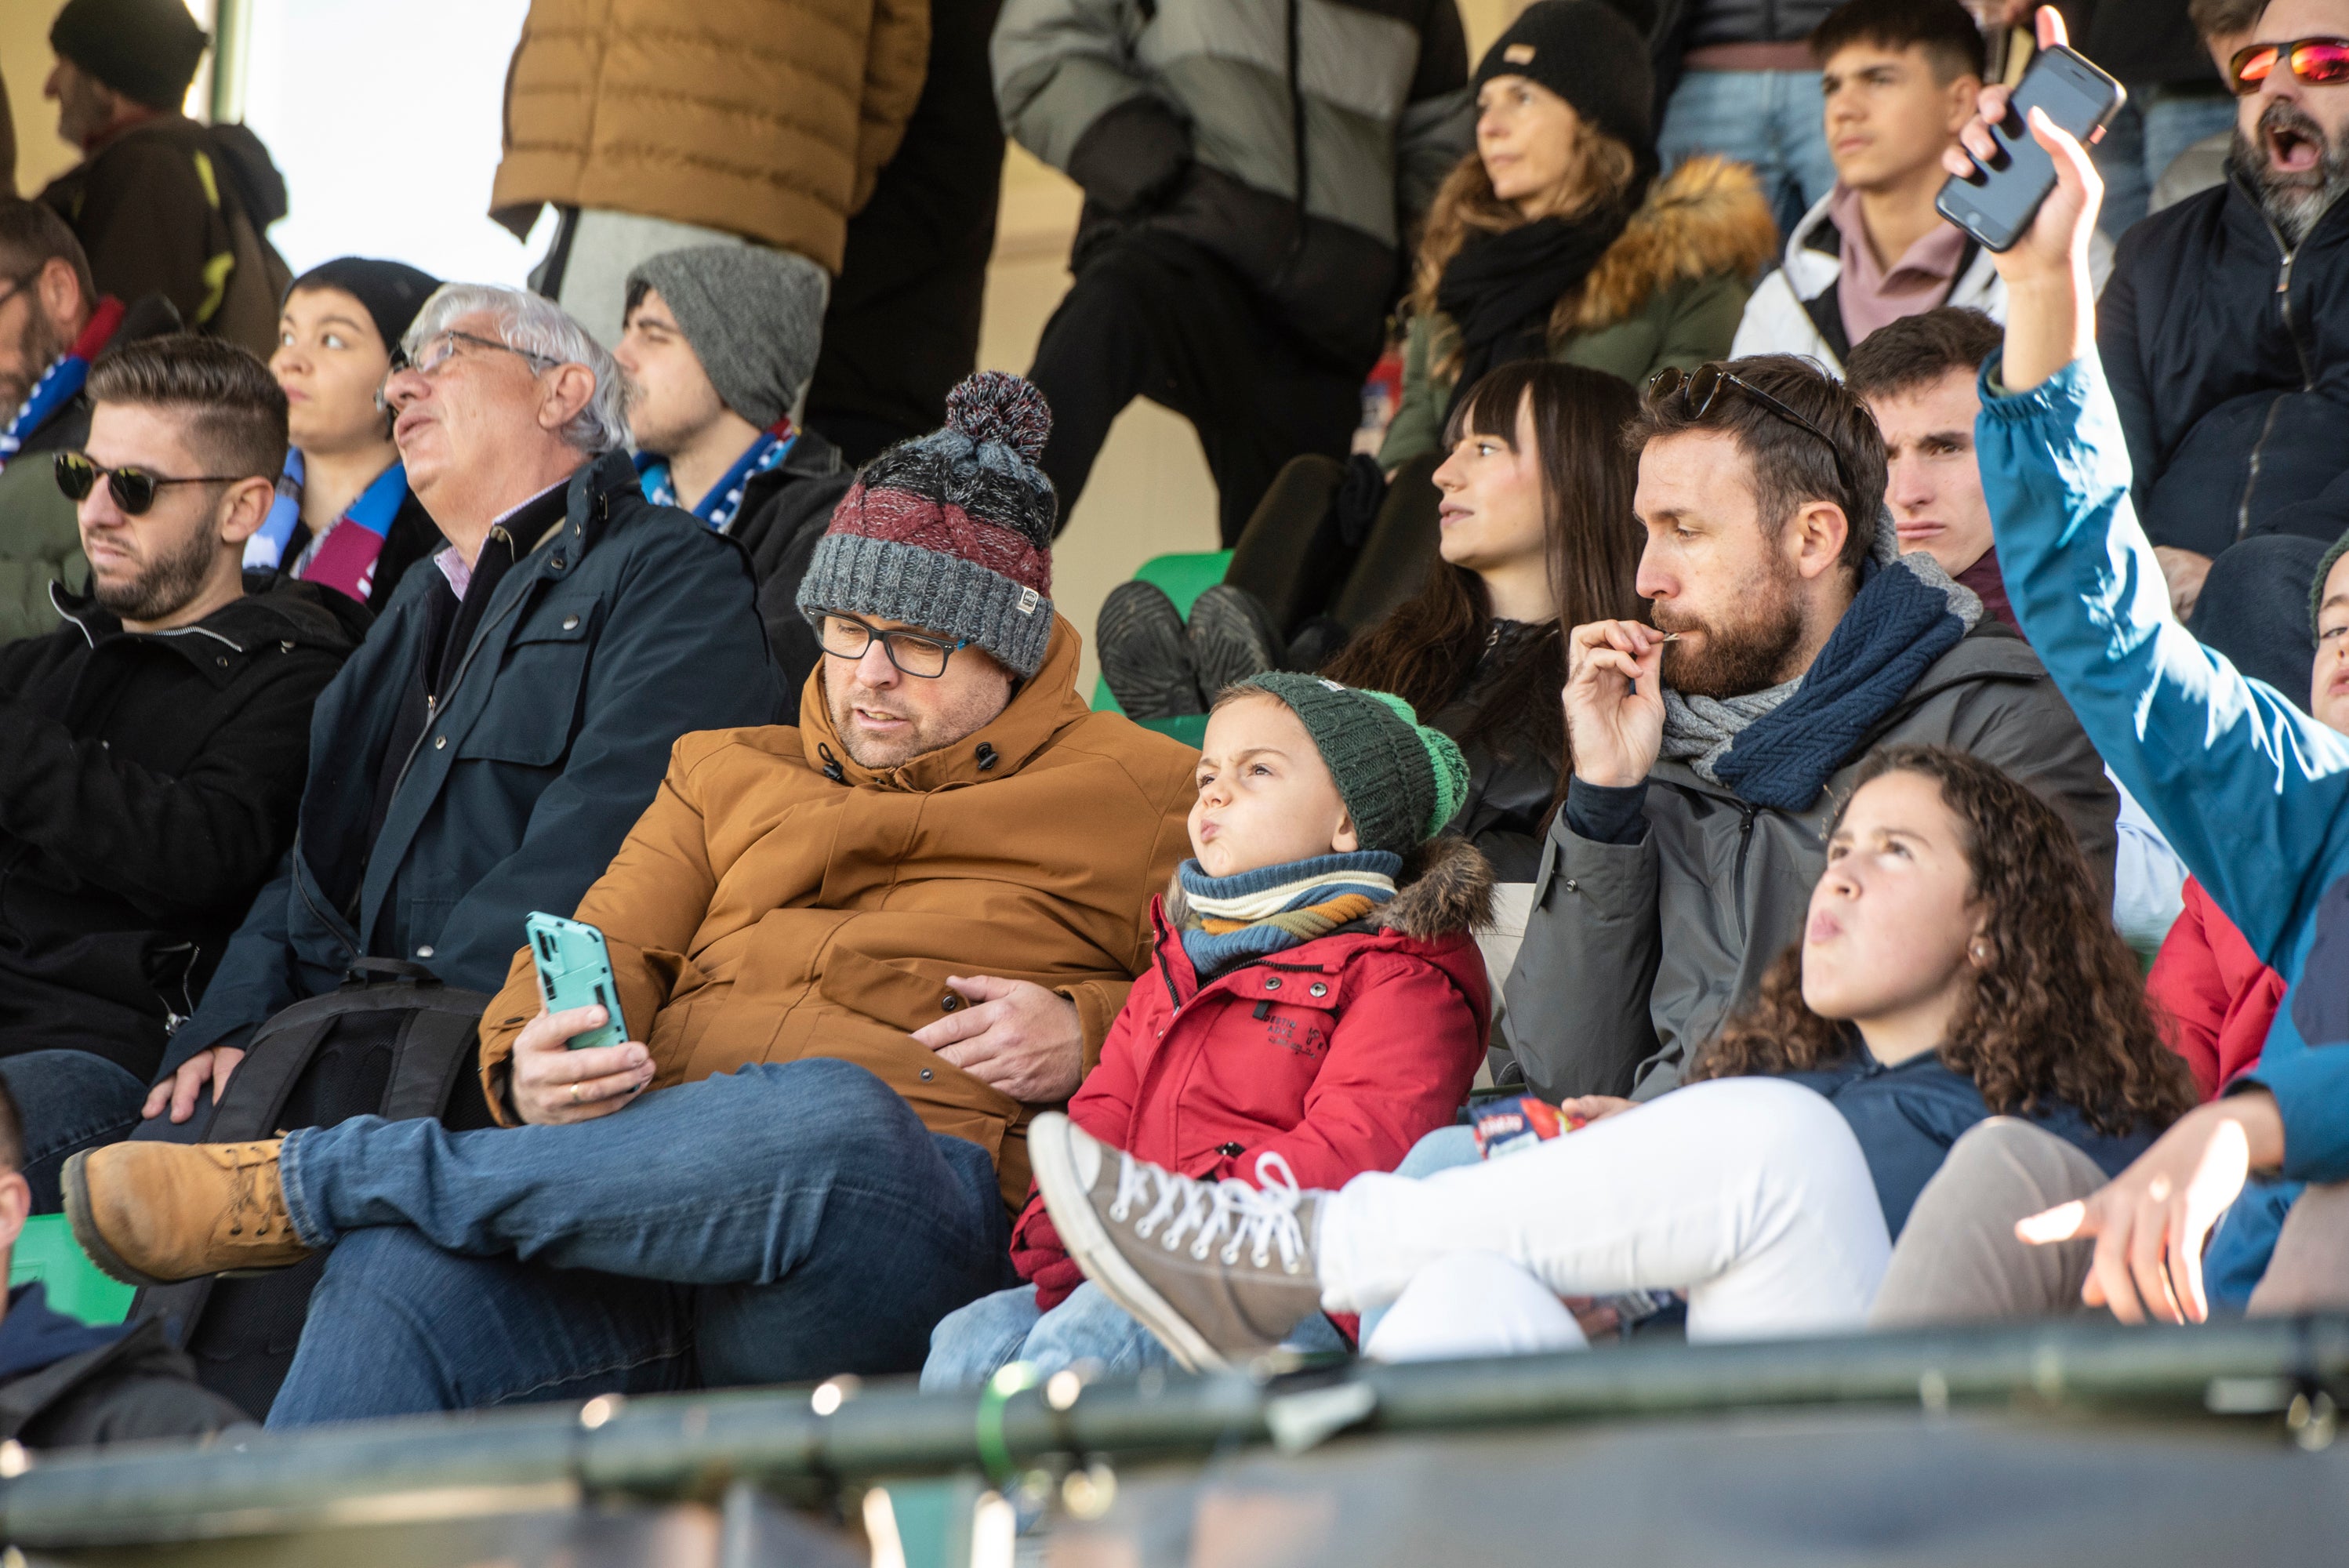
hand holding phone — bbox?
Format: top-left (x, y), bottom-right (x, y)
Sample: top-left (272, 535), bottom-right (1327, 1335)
top-left (526, 911), bottom-right (627, 1049)
top-left (1935, 40), bottom-right (2124, 252)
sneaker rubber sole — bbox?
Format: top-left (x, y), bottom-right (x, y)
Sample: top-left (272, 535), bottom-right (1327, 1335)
top-left (1028, 1116), bottom-right (1230, 1374)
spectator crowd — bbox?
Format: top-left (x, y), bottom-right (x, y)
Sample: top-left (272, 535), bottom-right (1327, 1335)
top-left (0, 0), bottom-right (2340, 1465)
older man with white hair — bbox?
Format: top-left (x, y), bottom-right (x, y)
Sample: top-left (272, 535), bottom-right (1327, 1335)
top-left (139, 284), bottom-right (782, 1128)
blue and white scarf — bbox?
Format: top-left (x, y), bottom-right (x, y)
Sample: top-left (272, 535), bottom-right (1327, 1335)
top-left (0, 296), bottom-right (125, 470)
top-left (636, 419), bottom-right (795, 532)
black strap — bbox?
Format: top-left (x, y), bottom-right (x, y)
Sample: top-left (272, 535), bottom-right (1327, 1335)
top-left (1803, 278), bottom-right (1853, 366)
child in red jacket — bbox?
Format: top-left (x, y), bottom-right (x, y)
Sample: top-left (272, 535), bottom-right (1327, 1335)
top-left (921, 672), bottom-right (1494, 1388)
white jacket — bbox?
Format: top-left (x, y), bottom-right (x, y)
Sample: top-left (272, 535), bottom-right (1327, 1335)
top-left (1730, 190), bottom-right (2113, 376)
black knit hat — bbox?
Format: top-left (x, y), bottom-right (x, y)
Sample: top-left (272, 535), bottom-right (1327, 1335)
top-left (1233, 673), bottom-right (1471, 857)
top-left (287, 258), bottom-right (441, 357)
top-left (1473, 0), bottom-right (1658, 172)
top-left (51, 0), bottom-right (209, 111)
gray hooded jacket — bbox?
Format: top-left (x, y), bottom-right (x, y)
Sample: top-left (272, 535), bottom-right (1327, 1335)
top-left (1497, 623), bottom-right (2118, 1102)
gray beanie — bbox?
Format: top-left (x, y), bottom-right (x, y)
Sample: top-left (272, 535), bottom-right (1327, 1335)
top-left (796, 372), bottom-right (1060, 678)
top-left (625, 245), bottom-right (829, 429)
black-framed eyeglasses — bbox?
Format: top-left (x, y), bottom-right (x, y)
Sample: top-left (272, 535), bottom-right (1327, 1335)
top-left (390, 328), bottom-right (562, 379)
top-left (54, 452), bottom-right (244, 515)
top-left (1646, 364), bottom-right (1857, 502)
top-left (817, 613), bottom-right (970, 678)
top-left (2228, 36), bottom-right (2349, 94)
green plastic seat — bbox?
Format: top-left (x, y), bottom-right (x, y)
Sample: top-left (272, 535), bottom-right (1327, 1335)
top-left (1089, 550), bottom-right (1233, 749)
top-left (9, 1213), bottom-right (134, 1325)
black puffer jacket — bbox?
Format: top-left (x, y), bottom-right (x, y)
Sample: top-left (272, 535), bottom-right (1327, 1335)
top-left (2098, 176), bottom-right (2349, 557)
top-left (1426, 619), bottom-right (1563, 883)
top-left (727, 426), bottom-right (857, 694)
top-left (0, 582), bottom-right (363, 1078)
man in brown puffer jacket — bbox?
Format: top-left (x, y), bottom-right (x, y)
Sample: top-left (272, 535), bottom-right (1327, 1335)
top-left (64, 374), bottom-right (1201, 1425)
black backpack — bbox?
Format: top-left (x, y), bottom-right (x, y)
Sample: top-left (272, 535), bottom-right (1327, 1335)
top-left (133, 960), bottom-right (499, 1420)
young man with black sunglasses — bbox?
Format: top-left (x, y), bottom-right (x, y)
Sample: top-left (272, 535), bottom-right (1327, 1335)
top-left (1494, 350), bottom-right (2118, 1104)
top-left (2098, 0), bottom-right (2349, 627)
top-left (0, 334), bottom-right (361, 1203)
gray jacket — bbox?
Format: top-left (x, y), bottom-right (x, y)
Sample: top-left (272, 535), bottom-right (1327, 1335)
top-left (1498, 626), bottom-right (2118, 1102)
top-left (992, 0), bottom-right (1472, 367)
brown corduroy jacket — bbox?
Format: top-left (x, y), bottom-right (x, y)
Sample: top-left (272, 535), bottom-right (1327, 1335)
top-left (477, 615), bottom-right (1198, 1210)
top-left (488, 0), bottom-right (931, 272)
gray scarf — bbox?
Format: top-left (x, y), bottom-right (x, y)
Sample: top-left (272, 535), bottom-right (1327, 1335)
top-left (1659, 508), bottom-right (1982, 786)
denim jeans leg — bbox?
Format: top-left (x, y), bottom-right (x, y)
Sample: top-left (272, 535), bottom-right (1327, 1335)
top-left (1660, 72), bottom-right (1771, 191)
top-left (0, 1051), bottom-right (147, 1214)
top-left (2141, 91), bottom-right (2242, 194)
top-left (269, 1224), bottom-right (695, 1427)
top-left (921, 1283), bottom-right (1047, 1392)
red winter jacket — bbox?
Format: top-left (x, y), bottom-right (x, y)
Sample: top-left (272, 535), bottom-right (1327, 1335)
top-left (1012, 838), bottom-right (1494, 1308)
top-left (2148, 876), bottom-right (2288, 1101)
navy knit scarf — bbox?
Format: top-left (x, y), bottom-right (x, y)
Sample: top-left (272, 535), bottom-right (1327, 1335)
top-left (1661, 539), bottom-right (1980, 811)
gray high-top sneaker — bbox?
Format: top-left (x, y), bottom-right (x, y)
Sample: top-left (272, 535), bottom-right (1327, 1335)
top-left (1029, 1112), bottom-right (1327, 1371)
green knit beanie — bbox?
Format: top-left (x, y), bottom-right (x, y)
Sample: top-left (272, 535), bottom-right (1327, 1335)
top-left (2313, 528), bottom-right (2349, 636)
top-left (1233, 672), bottom-right (1471, 856)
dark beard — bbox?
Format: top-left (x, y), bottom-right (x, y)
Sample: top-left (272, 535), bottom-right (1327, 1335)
top-left (1657, 568), bottom-right (1805, 700)
top-left (2229, 100), bottom-right (2349, 249)
top-left (91, 517), bottom-right (223, 625)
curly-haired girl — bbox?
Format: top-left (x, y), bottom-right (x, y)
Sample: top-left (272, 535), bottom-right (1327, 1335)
top-left (1019, 745), bottom-right (2198, 1369)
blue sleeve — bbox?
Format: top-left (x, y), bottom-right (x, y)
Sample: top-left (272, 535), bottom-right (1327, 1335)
top-left (154, 853), bottom-right (297, 1080)
top-left (1974, 354), bottom-right (2349, 963)
top-left (424, 528), bottom-right (786, 991)
top-left (1977, 353), bottom-right (2349, 1184)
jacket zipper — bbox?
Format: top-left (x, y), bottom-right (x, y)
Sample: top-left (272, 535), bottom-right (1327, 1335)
top-left (379, 523), bottom-right (536, 814)
top-left (1732, 804), bottom-right (1757, 933)
top-left (2235, 210), bottom-right (2316, 540)
top-left (1282, 0), bottom-right (1307, 270)
top-left (2236, 397), bottom-right (2287, 543)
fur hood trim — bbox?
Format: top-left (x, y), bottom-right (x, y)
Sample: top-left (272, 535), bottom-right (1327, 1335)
top-left (1162, 837), bottom-right (1497, 942)
top-left (1567, 154), bottom-right (1778, 334)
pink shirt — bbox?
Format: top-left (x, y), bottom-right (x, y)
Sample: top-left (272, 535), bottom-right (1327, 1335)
top-left (1830, 183), bottom-right (1972, 351)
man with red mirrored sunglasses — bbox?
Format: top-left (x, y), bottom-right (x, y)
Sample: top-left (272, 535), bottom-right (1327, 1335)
top-left (2095, 0), bottom-right (2349, 641)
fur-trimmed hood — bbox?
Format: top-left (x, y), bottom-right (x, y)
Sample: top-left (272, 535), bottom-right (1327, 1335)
top-left (1567, 154), bottom-right (1778, 334)
top-left (1161, 835), bottom-right (1498, 942)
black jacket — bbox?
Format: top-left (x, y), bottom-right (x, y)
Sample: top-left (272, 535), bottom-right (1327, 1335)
top-left (2098, 177), bottom-right (2349, 557)
top-left (0, 1287), bottom-right (245, 1449)
top-left (725, 428), bottom-right (856, 695)
top-left (1428, 621), bottom-right (1563, 883)
top-left (0, 582), bottom-right (362, 1079)
top-left (159, 450), bottom-right (785, 1079)
top-left (1678, 0), bottom-right (1839, 49)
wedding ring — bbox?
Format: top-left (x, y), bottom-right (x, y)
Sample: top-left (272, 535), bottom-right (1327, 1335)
top-left (570, 1082), bottom-right (583, 1104)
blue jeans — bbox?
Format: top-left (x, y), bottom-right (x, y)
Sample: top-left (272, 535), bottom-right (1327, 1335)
top-left (267, 1059), bottom-right (1017, 1427)
top-left (923, 1278), bottom-right (1351, 1391)
top-left (0, 1051), bottom-right (147, 1214)
top-left (2097, 89), bottom-right (2241, 237)
top-left (1658, 70), bottom-right (1838, 240)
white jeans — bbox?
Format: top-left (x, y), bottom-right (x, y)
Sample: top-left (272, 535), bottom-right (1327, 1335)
top-left (1320, 1077), bottom-right (1892, 1355)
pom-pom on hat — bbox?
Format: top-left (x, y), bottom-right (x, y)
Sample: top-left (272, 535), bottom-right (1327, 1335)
top-left (797, 371), bottom-right (1060, 678)
top-left (1230, 672), bottom-right (1472, 857)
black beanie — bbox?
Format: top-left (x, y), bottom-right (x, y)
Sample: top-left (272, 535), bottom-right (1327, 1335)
top-left (287, 258), bottom-right (443, 355)
top-left (1473, 0), bottom-right (1659, 173)
top-left (50, 0), bottom-right (209, 111)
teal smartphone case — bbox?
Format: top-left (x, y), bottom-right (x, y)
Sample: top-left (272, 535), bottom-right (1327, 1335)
top-left (525, 912), bottom-right (628, 1050)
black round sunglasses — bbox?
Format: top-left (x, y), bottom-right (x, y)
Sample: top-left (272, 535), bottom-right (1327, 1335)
top-left (54, 452), bottom-right (245, 516)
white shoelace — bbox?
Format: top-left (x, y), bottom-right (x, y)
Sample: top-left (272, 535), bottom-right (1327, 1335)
top-left (1109, 1150), bottom-right (1309, 1273)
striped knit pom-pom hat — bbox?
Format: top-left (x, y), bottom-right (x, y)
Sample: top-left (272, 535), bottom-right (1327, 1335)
top-left (795, 370), bottom-right (1059, 677)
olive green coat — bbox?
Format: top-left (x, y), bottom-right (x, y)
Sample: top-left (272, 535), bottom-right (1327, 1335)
top-left (1379, 154), bottom-right (1778, 469)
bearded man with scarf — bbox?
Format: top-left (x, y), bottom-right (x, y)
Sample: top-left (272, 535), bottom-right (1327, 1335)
top-left (1496, 353), bottom-right (2118, 1104)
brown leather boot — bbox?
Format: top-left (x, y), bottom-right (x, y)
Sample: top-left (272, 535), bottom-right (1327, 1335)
top-left (63, 1139), bottom-right (311, 1287)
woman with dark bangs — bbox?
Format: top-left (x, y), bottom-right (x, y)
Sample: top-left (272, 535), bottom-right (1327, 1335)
top-left (1101, 360), bottom-right (1643, 882)
top-left (1019, 746), bottom-right (2201, 1367)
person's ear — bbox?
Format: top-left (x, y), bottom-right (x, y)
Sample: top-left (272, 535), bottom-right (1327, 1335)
top-left (1948, 73), bottom-right (1982, 132)
top-left (539, 363), bottom-right (598, 436)
top-left (1967, 913), bottom-right (1994, 969)
top-left (216, 474), bottom-right (274, 546)
top-left (1332, 810), bottom-right (1360, 854)
top-left (1788, 499), bottom-right (1851, 583)
top-left (0, 1171), bottom-right (30, 1254)
top-left (34, 256), bottom-right (83, 336)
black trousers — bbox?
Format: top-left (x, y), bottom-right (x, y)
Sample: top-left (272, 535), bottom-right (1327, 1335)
top-left (1028, 233), bottom-right (1364, 546)
top-left (2189, 532), bottom-right (2329, 710)
top-left (1224, 452), bottom-right (1445, 637)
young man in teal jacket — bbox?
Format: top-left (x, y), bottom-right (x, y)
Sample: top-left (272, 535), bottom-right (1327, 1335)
top-left (1897, 7), bottom-right (2348, 1324)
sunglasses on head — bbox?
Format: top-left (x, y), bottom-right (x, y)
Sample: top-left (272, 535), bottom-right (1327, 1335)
top-left (2229, 37), bottom-right (2349, 94)
top-left (54, 452), bottom-right (244, 515)
top-left (1646, 364), bottom-right (1857, 500)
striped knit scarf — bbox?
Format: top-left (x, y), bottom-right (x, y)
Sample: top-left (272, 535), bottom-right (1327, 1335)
top-left (1177, 851), bottom-right (1403, 979)
top-left (636, 418), bottom-right (795, 531)
top-left (0, 296), bottom-right (125, 470)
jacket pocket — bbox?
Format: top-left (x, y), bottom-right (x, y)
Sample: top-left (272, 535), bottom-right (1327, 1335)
top-left (456, 614), bottom-right (594, 767)
top-left (815, 945), bottom-right (966, 1034)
